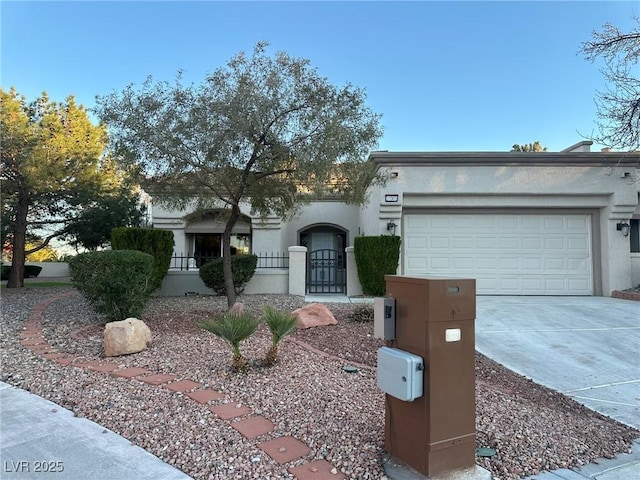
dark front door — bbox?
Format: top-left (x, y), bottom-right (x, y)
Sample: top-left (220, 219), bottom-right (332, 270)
top-left (307, 249), bottom-right (345, 293)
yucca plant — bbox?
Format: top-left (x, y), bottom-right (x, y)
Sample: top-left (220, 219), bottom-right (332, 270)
top-left (198, 312), bottom-right (260, 371)
top-left (263, 306), bottom-right (298, 366)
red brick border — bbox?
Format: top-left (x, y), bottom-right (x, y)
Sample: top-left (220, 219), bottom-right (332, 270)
top-left (612, 290), bottom-right (640, 301)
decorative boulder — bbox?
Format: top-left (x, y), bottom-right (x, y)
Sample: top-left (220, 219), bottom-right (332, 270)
top-left (104, 318), bottom-right (152, 357)
top-left (229, 302), bottom-right (244, 316)
top-left (292, 303), bottom-right (338, 329)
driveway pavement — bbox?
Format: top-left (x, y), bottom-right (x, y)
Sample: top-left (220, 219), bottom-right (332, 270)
top-left (475, 296), bottom-right (640, 429)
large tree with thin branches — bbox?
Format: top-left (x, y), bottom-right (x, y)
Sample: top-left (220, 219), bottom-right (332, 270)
top-left (580, 16), bottom-right (640, 151)
top-left (96, 42), bottom-right (383, 306)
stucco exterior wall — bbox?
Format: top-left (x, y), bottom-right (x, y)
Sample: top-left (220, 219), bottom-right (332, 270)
top-left (150, 150), bottom-right (640, 296)
top-left (369, 155), bottom-right (640, 296)
top-left (281, 200), bottom-right (362, 246)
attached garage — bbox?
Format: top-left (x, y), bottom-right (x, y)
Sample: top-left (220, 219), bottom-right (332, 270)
top-left (404, 212), bottom-right (593, 295)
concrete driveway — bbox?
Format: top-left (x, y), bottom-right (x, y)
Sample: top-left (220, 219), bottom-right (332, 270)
top-left (475, 296), bottom-right (640, 430)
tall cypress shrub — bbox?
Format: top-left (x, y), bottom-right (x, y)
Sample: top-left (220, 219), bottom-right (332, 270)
top-left (354, 235), bottom-right (401, 296)
top-left (111, 227), bottom-right (174, 292)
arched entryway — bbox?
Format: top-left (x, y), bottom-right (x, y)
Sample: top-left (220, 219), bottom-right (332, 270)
top-left (299, 225), bottom-right (347, 294)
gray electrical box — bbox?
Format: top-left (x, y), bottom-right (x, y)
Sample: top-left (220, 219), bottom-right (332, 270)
top-left (374, 297), bottom-right (396, 340)
top-left (377, 346), bottom-right (424, 402)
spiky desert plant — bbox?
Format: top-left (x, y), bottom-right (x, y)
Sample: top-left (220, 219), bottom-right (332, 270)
top-left (198, 312), bottom-right (260, 371)
top-left (263, 306), bottom-right (298, 366)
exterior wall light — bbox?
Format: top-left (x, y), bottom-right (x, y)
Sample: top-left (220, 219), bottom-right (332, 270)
top-left (387, 221), bottom-right (398, 235)
top-left (616, 221), bottom-right (630, 237)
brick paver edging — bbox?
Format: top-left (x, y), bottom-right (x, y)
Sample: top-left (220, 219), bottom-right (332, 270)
top-left (17, 290), bottom-right (347, 480)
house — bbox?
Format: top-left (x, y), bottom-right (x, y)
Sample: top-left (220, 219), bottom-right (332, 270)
top-left (152, 141), bottom-right (640, 297)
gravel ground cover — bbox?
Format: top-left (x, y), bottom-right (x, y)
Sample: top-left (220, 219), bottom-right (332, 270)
top-left (1, 287), bottom-right (638, 480)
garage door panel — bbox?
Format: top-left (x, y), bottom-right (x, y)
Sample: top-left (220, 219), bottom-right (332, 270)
top-left (430, 237), bottom-right (449, 248)
top-left (406, 236), bottom-right (427, 249)
top-left (568, 278), bottom-right (591, 290)
top-left (476, 237), bottom-right (497, 249)
top-left (404, 213), bottom-right (593, 295)
top-left (568, 238), bottom-right (588, 250)
top-left (568, 258), bottom-right (590, 273)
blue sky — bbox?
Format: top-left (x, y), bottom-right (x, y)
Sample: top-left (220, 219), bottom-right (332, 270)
top-left (1, 0), bottom-right (638, 152)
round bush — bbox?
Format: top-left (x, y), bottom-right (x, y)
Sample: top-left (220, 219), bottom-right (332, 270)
top-left (68, 250), bottom-right (154, 322)
top-left (199, 254), bottom-right (258, 296)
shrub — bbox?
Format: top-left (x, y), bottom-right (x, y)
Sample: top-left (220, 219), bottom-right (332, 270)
top-left (348, 304), bottom-right (374, 323)
top-left (1, 265), bottom-right (43, 280)
top-left (110, 227), bottom-right (174, 293)
top-left (68, 250), bottom-right (154, 322)
top-left (198, 312), bottom-right (260, 371)
top-left (25, 265), bottom-right (43, 278)
top-left (263, 306), bottom-right (298, 365)
top-left (199, 254), bottom-right (258, 296)
top-left (354, 235), bottom-right (401, 296)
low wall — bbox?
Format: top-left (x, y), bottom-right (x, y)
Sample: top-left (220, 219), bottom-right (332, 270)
top-left (243, 269), bottom-right (289, 295)
top-left (23, 262), bottom-right (70, 277)
top-left (156, 268), bottom-right (289, 297)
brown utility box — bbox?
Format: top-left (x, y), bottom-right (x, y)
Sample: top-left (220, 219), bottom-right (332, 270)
top-left (384, 275), bottom-right (476, 477)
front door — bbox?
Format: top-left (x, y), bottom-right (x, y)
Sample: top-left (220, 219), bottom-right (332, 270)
top-left (307, 232), bottom-right (345, 293)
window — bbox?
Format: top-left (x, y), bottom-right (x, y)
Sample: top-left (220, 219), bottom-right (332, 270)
top-left (193, 233), bottom-right (251, 266)
top-left (631, 219), bottom-right (639, 253)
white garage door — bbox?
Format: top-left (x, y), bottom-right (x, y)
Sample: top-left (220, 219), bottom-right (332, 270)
top-left (404, 213), bottom-right (593, 295)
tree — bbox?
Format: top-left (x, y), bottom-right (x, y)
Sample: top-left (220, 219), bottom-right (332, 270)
top-left (580, 16), bottom-right (640, 151)
top-left (25, 242), bottom-right (59, 262)
top-left (96, 42), bottom-right (383, 307)
top-left (64, 189), bottom-right (146, 251)
top-left (0, 88), bottom-right (119, 288)
top-left (511, 141), bottom-right (548, 152)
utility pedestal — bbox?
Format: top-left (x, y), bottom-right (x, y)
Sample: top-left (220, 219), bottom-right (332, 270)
top-left (383, 275), bottom-right (480, 479)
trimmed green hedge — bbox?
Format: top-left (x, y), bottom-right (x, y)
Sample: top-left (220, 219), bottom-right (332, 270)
top-left (68, 250), bottom-right (154, 321)
top-left (1, 265), bottom-right (43, 281)
top-left (111, 227), bottom-right (174, 293)
top-left (199, 254), bottom-right (258, 296)
top-left (354, 235), bottom-right (401, 296)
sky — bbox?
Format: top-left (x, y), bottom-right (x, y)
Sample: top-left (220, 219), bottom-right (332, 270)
top-left (1, 0), bottom-right (638, 153)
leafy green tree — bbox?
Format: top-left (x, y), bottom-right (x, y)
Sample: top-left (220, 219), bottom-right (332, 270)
top-left (64, 189), bottom-right (146, 251)
top-left (0, 88), bottom-right (119, 288)
top-left (96, 42), bottom-right (383, 307)
top-left (26, 242), bottom-right (59, 262)
top-left (580, 16), bottom-right (640, 151)
top-left (511, 141), bottom-right (548, 152)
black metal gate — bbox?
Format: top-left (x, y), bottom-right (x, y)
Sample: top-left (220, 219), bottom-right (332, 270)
top-left (307, 249), bottom-right (346, 294)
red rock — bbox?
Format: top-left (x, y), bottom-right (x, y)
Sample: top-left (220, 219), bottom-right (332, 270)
top-left (292, 303), bottom-right (337, 329)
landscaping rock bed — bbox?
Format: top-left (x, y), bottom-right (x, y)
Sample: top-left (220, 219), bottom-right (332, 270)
top-left (1, 288), bottom-right (638, 480)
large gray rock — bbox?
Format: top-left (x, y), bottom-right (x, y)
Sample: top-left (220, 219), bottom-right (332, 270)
top-left (292, 303), bottom-right (338, 329)
top-left (104, 318), bottom-right (152, 357)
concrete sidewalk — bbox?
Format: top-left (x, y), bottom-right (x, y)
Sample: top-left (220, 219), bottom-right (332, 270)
top-left (0, 382), bottom-right (192, 480)
top-left (521, 439), bottom-right (640, 480)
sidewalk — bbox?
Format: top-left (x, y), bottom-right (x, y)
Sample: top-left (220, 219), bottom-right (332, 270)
top-left (0, 382), bottom-right (192, 480)
top-left (521, 438), bottom-right (640, 479)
